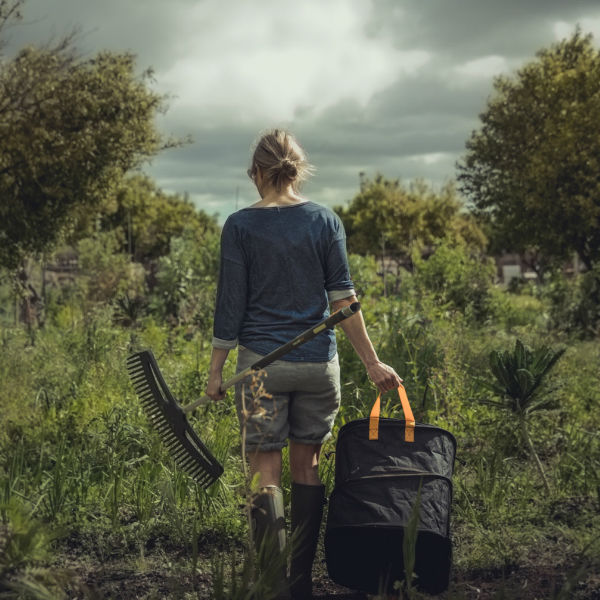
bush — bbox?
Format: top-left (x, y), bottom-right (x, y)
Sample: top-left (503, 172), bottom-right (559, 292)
top-left (544, 265), bottom-right (600, 338)
top-left (149, 227), bottom-right (219, 332)
top-left (348, 253), bottom-right (383, 298)
top-left (412, 242), bottom-right (498, 322)
top-left (498, 292), bottom-right (549, 330)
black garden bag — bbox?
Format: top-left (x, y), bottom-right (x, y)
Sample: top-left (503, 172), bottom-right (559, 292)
top-left (324, 386), bottom-right (457, 595)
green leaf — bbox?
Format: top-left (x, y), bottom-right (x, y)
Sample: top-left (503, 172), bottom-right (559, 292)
top-left (515, 339), bottom-right (528, 369)
top-left (516, 368), bottom-right (535, 398)
top-left (483, 339), bottom-right (565, 415)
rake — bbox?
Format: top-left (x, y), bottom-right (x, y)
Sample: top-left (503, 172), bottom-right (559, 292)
top-left (127, 301), bottom-right (360, 488)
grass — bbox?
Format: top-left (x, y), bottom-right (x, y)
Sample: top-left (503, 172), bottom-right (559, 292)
top-left (0, 283), bottom-right (599, 599)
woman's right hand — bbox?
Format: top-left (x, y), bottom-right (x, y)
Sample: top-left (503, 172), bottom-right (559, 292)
top-left (206, 373), bottom-right (226, 401)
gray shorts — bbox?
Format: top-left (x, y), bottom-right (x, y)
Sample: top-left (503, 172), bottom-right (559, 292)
top-left (234, 346), bottom-right (341, 451)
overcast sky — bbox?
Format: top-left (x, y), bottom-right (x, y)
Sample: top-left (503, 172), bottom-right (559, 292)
top-left (4, 0), bottom-right (600, 222)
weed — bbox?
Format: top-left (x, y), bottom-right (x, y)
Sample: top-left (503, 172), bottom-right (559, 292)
top-left (0, 501), bottom-right (54, 576)
top-left (475, 338), bottom-right (565, 493)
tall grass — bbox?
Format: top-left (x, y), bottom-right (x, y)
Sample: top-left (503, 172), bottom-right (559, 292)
top-left (0, 277), bottom-right (599, 597)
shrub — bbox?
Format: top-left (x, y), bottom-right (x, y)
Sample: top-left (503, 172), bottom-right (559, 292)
top-left (412, 242), bottom-right (497, 322)
top-left (476, 338), bottom-right (566, 493)
top-left (545, 265), bottom-right (600, 338)
top-left (149, 228), bottom-right (219, 331)
top-left (347, 253), bottom-right (383, 298)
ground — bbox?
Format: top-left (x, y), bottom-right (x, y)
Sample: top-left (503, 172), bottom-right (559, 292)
top-left (33, 544), bottom-right (598, 599)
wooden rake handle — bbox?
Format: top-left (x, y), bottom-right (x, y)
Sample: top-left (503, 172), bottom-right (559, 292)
top-left (183, 301), bottom-right (361, 413)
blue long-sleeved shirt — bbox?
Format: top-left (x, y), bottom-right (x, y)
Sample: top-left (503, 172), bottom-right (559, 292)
top-left (212, 201), bottom-right (355, 361)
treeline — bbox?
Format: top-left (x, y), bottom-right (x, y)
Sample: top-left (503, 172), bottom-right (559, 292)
top-left (3, 0), bottom-right (600, 341)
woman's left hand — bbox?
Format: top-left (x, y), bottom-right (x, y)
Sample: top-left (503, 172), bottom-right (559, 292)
top-left (366, 361), bottom-right (403, 394)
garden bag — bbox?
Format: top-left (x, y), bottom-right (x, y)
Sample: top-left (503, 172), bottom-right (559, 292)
top-left (324, 386), bottom-right (456, 595)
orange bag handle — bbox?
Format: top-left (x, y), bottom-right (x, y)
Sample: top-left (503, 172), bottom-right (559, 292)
top-left (369, 384), bottom-right (415, 443)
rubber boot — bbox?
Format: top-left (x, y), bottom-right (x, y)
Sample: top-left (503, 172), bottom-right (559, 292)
top-left (251, 485), bottom-right (290, 600)
top-left (289, 482), bottom-right (326, 600)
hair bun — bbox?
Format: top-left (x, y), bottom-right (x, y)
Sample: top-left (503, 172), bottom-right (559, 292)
top-left (280, 158), bottom-right (298, 179)
top-left (251, 129), bottom-right (313, 191)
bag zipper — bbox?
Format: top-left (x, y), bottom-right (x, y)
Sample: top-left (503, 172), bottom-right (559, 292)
top-left (340, 470), bottom-right (453, 487)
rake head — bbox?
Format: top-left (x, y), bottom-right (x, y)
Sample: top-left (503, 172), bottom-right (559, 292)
top-left (126, 350), bottom-right (224, 488)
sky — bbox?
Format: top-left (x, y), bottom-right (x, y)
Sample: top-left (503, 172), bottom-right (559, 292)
top-left (4, 0), bottom-right (600, 223)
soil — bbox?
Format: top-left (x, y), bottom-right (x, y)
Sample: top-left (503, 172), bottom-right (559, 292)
top-left (41, 547), bottom-right (599, 599)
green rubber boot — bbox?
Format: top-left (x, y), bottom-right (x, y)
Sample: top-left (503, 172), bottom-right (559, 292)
top-left (251, 485), bottom-right (290, 600)
top-left (289, 482), bottom-right (325, 600)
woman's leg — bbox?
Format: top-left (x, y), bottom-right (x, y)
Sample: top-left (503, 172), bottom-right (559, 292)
top-left (288, 442), bottom-right (326, 599)
top-left (249, 449), bottom-right (283, 487)
top-left (289, 441), bottom-right (321, 485)
top-left (248, 449), bottom-right (290, 599)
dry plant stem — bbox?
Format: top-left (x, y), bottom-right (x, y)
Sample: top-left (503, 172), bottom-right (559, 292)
top-left (521, 418), bottom-right (551, 495)
top-left (241, 384), bottom-right (254, 551)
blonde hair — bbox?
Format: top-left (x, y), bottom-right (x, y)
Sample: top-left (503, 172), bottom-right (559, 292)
top-left (250, 129), bottom-right (314, 192)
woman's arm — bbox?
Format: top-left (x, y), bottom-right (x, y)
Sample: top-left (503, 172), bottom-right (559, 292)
top-left (206, 347), bottom-right (229, 400)
top-left (331, 295), bottom-right (402, 393)
top-left (206, 218), bottom-right (247, 401)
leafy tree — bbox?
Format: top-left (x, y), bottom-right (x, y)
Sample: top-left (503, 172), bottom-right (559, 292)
top-left (95, 175), bottom-right (220, 264)
top-left (458, 30), bottom-right (600, 276)
top-left (64, 176), bottom-right (220, 327)
top-left (336, 175), bottom-right (486, 291)
top-left (0, 3), bottom-right (175, 273)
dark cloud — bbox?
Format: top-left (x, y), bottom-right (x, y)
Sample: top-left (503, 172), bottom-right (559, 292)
top-left (373, 0), bottom-right (600, 59)
top-left (4, 0), bottom-right (600, 222)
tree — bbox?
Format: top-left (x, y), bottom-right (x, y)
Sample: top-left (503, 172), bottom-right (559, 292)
top-left (95, 175), bottom-right (220, 265)
top-left (0, 3), bottom-right (175, 272)
top-left (335, 174), bottom-right (486, 290)
top-left (457, 30), bottom-right (600, 276)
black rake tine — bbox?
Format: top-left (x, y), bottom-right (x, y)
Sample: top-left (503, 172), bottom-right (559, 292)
top-left (126, 349), bottom-right (224, 487)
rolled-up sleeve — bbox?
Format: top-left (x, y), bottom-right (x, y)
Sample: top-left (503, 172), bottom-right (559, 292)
top-left (325, 216), bottom-right (355, 302)
top-left (212, 219), bottom-right (247, 349)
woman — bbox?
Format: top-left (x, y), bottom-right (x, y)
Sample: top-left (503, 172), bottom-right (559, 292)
top-left (206, 129), bottom-right (402, 599)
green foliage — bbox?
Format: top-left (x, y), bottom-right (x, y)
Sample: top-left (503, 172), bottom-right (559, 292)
top-left (412, 241), bottom-right (498, 322)
top-left (458, 29), bottom-right (600, 273)
top-left (480, 339), bottom-right (566, 415)
top-left (150, 226), bottom-right (219, 329)
top-left (477, 338), bottom-right (565, 493)
top-left (0, 501), bottom-right (53, 575)
top-left (544, 265), bottom-right (600, 337)
top-left (75, 232), bottom-right (135, 305)
top-left (94, 175), bottom-right (220, 264)
top-left (336, 175), bottom-right (486, 269)
top-left (32, 178), bottom-right (220, 328)
top-left (497, 291), bottom-right (548, 331)
top-left (0, 276), bottom-right (599, 596)
top-left (211, 536), bottom-right (291, 600)
top-left (347, 253), bottom-right (383, 298)
top-left (0, 24), bottom-right (174, 271)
